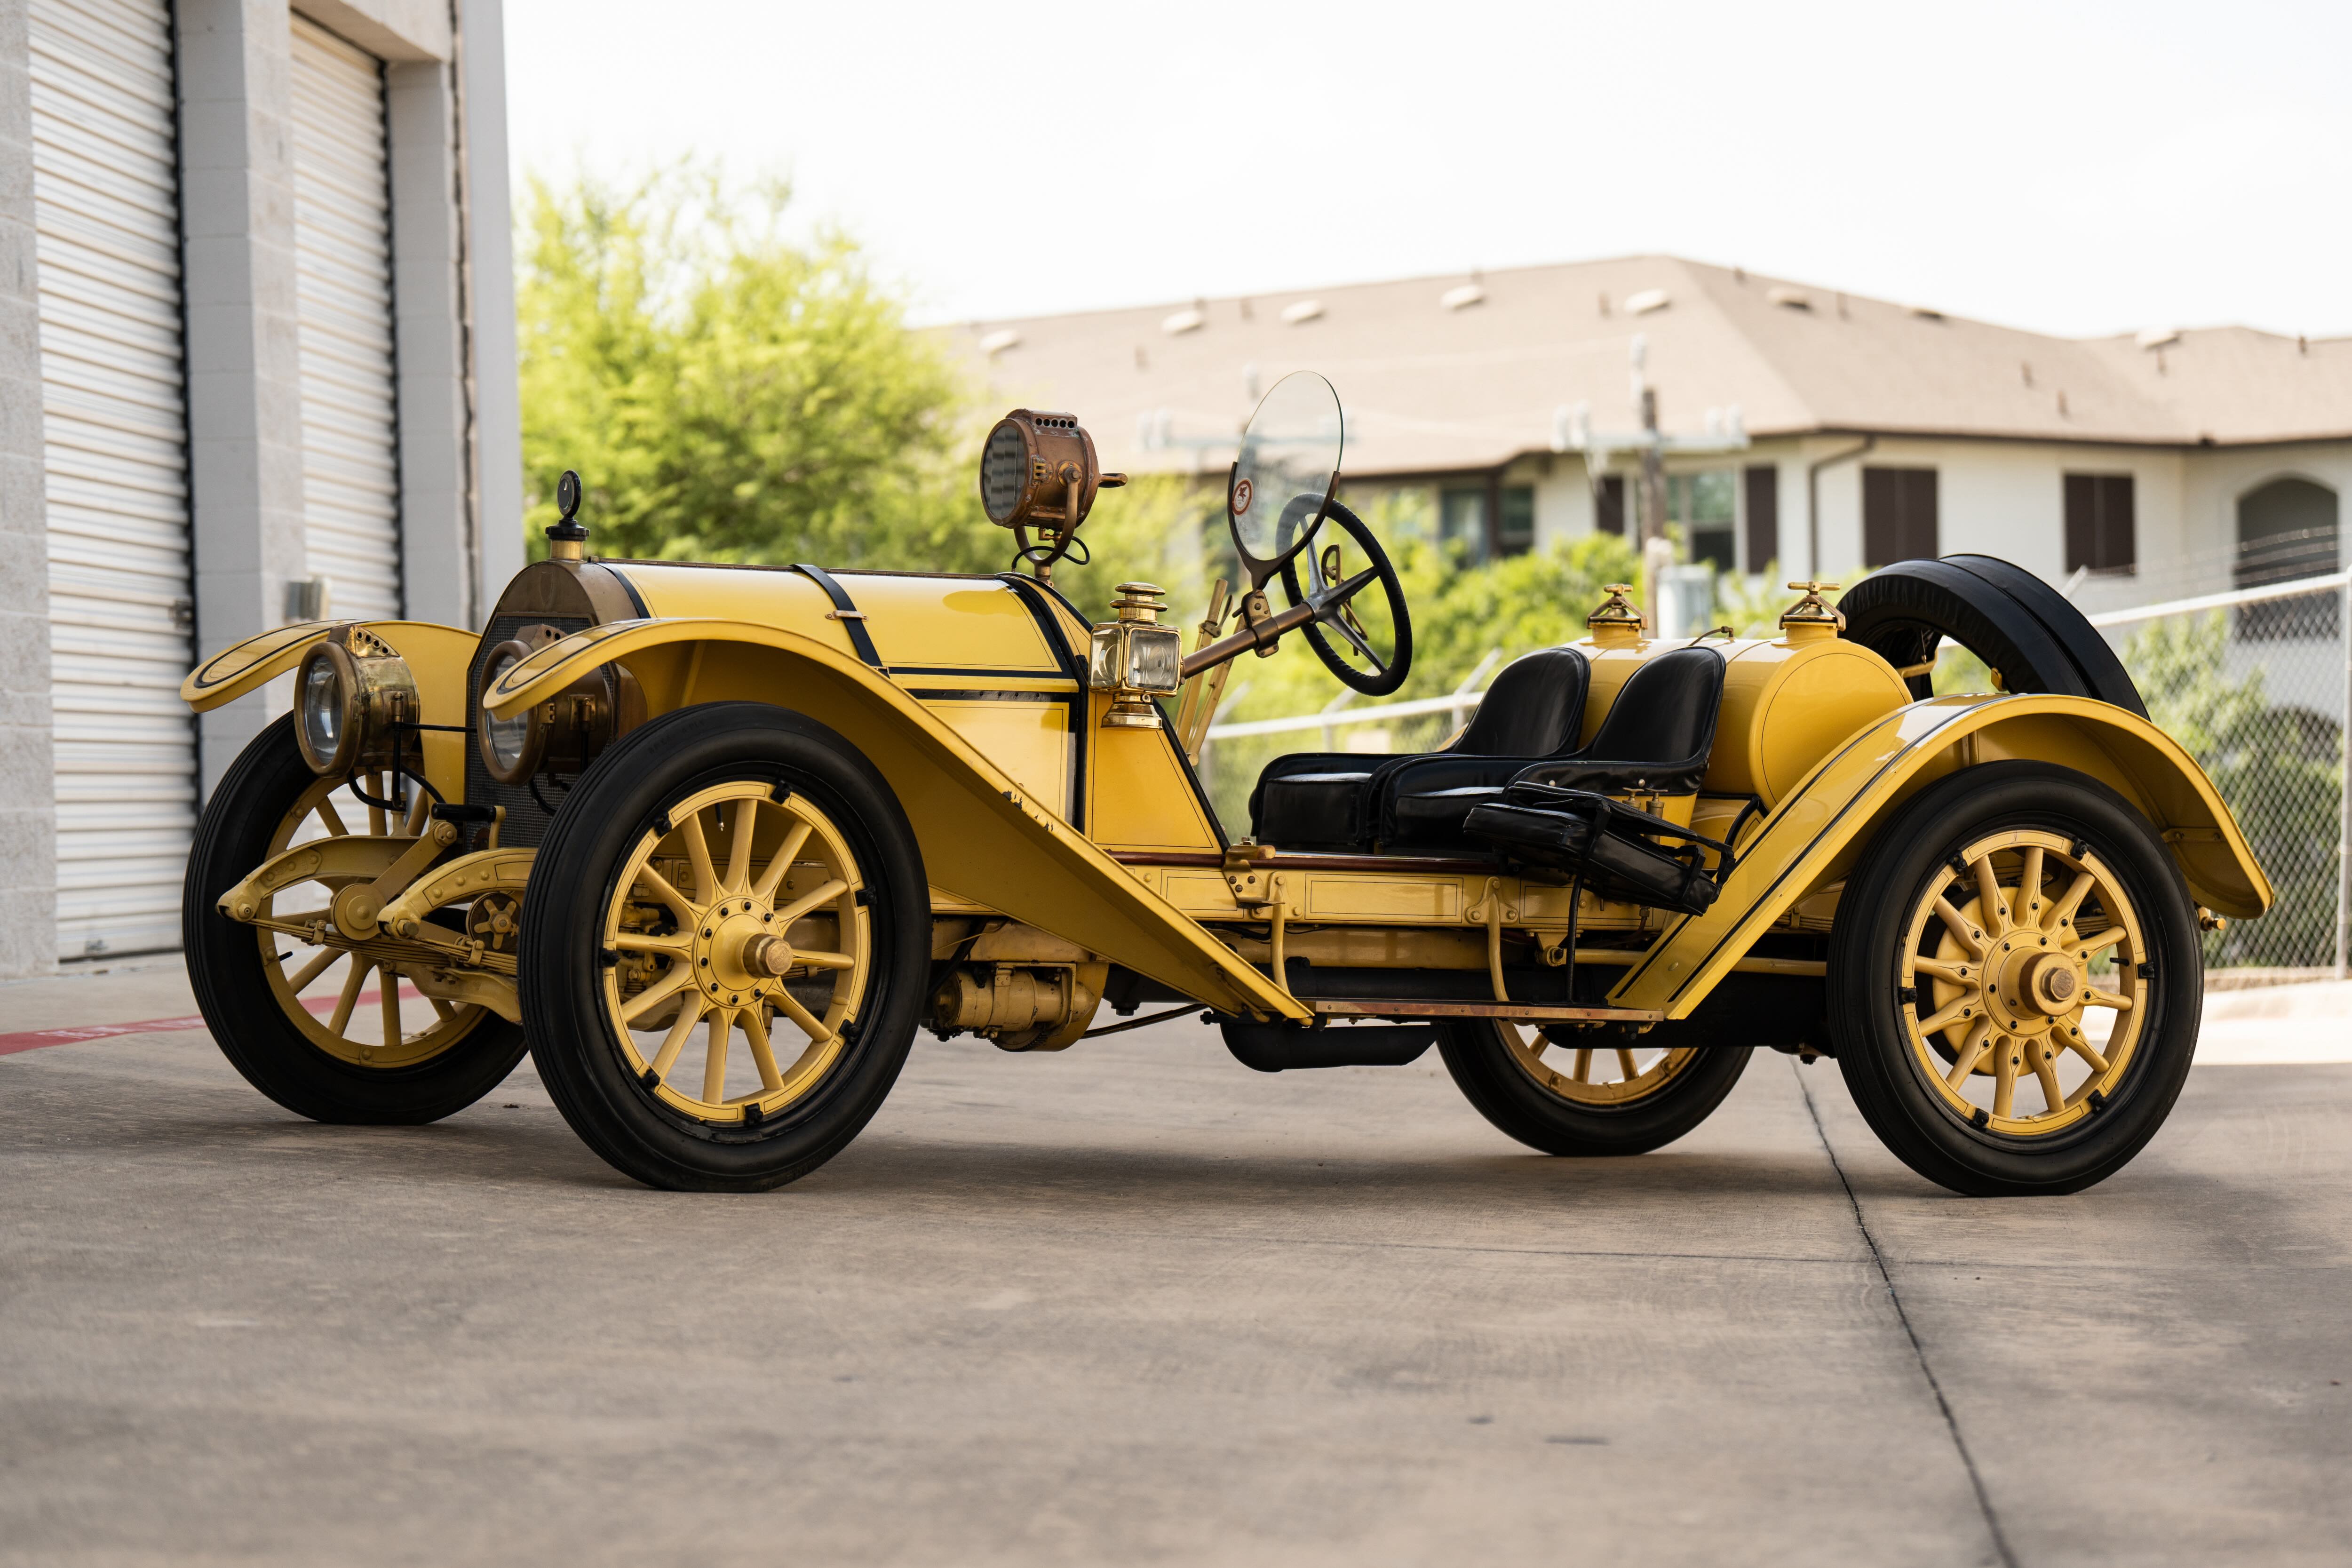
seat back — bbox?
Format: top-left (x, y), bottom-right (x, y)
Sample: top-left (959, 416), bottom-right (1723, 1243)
top-left (1450, 647), bottom-right (1589, 756)
top-left (1570, 645), bottom-right (1727, 790)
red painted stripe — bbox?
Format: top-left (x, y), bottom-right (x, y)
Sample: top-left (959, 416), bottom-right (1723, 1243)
top-left (0, 983), bottom-right (426, 1058)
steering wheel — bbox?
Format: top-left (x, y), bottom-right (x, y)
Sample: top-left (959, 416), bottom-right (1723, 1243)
top-left (1278, 500), bottom-right (1413, 696)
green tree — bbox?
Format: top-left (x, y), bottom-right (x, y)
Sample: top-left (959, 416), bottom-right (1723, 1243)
top-left (516, 167), bottom-right (998, 570)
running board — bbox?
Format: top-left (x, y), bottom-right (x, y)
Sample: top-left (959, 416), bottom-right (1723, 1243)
top-left (1308, 999), bottom-right (1664, 1024)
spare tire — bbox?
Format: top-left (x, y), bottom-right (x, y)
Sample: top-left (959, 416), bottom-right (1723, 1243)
top-left (1940, 554), bottom-right (2148, 719)
top-left (1839, 559), bottom-right (2096, 703)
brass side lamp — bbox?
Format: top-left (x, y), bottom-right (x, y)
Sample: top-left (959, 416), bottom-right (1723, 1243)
top-left (1089, 582), bottom-right (1184, 729)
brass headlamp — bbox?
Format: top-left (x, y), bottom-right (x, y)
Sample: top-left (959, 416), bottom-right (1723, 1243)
top-left (475, 624), bottom-right (636, 788)
top-left (293, 627), bottom-right (417, 776)
top-left (1089, 583), bottom-right (1184, 730)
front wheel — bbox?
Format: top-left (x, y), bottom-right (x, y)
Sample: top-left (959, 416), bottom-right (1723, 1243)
top-left (1439, 1020), bottom-right (1751, 1156)
top-left (518, 703), bottom-right (930, 1192)
top-left (1828, 761), bottom-right (2202, 1196)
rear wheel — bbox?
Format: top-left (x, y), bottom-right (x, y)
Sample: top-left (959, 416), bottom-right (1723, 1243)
top-left (518, 703), bottom-right (930, 1191)
top-left (1829, 762), bottom-right (2201, 1195)
top-left (1440, 1020), bottom-right (1750, 1156)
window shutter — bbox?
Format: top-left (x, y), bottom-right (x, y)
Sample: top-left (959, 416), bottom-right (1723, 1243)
top-left (1596, 475), bottom-right (1625, 537)
top-left (1743, 465), bottom-right (1778, 572)
top-left (2064, 473), bottom-right (2096, 572)
top-left (2099, 474), bottom-right (2135, 571)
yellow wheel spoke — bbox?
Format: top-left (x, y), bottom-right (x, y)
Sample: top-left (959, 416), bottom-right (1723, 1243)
top-left (1933, 896), bottom-right (1985, 955)
top-left (1914, 957), bottom-right (1974, 987)
top-left (366, 775), bottom-right (388, 836)
top-left (1614, 1047), bottom-right (1639, 1082)
top-left (379, 968), bottom-right (402, 1046)
top-left (613, 930), bottom-right (691, 955)
top-left (2084, 987), bottom-right (2134, 1012)
top-left (2071, 926), bottom-right (2126, 959)
top-left (701, 1009), bottom-right (733, 1102)
top-left (773, 988), bottom-right (835, 1046)
top-left (428, 995), bottom-right (456, 1022)
top-left (647, 999), bottom-right (704, 1080)
top-left (634, 864), bottom-right (700, 928)
top-left (286, 945), bottom-right (340, 992)
top-left (2017, 845), bottom-right (2045, 921)
top-left (751, 820), bottom-right (813, 904)
top-left (328, 961), bottom-right (368, 1036)
top-left (725, 797), bottom-right (757, 895)
top-left (1917, 995), bottom-right (1979, 1037)
top-left (1572, 1048), bottom-right (1592, 1083)
top-left (1971, 857), bottom-right (2009, 932)
top-left (1944, 1019), bottom-right (1994, 1087)
top-left (2032, 1044), bottom-right (2066, 1117)
top-left (2046, 870), bottom-right (2095, 932)
top-left (2063, 1032), bottom-right (2111, 1073)
top-left (744, 1009), bottom-right (785, 1093)
top-left (1993, 1040), bottom-right (2019, 1118)
top-left (774, 877), bottom-right (849, 928)
top-left (681, 810), bottom-right (719, 904)
top-left (314, 797), bottom-right (349, 837)
top-left (620, 964), bottom-right (693, 1025)
top-left (790, 949), bottom-right (858, 971)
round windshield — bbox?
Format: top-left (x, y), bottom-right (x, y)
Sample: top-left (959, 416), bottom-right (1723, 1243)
top-left (1230, 371), bottom-right (1343, 581)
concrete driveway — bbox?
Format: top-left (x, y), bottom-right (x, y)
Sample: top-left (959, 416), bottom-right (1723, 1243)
top-left (1, 964), bottom-right (2345, 1567)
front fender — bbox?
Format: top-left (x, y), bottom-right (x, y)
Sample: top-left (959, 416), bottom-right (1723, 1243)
top-left (484, 616), bottom-right (1308, 1022)
top-left (1611, 694), bottom-right (2272, 1019)
top-left (181, 619), bottom-right (479, 714)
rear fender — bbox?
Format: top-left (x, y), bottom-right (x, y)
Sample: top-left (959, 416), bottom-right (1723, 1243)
top-left (484, 617), bottom-right (1308, 1021)
top-left (1609, 694), bottom-right (2272, 1019)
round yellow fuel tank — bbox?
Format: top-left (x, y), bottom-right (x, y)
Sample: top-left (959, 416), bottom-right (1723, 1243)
top-left (1706, 630), bottom-right (1910, 806)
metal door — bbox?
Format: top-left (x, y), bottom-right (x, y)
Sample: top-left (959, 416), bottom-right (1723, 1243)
top-left (29, 0), bottom-right (195, 962)
top-left (289, 15), bottom-right (402, 622)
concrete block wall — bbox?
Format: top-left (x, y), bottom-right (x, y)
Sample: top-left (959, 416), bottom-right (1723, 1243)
top-left (0, 0), bottom-right (56, 977)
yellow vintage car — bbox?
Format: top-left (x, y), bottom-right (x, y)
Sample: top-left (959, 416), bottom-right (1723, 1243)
top-left (179, 372), bottom-right (2270, 1196)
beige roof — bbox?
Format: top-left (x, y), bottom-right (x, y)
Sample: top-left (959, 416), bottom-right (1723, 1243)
top-left (938, 255), bottom-right (2352, 479)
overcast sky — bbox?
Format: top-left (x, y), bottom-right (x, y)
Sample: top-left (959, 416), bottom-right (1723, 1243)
top-left (503, 0), bottom-right (2350, 341)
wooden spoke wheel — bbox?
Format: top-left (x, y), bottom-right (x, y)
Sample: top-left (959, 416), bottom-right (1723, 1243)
top-left (1900, 829), bottom-right (2145, 1135)
top-left (183, 716), bottom-right (526, 1124)
top-left (1831, 761), bottom-right (2202, 1196)
top-left (1439, 1019), bottom-right (1750, 1157)
top-left (519, 703), bottom-right (930, 1192)
top-left (601, 781), bottom-right (871, 1123)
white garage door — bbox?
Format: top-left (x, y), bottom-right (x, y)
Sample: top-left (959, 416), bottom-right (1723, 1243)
top-left (289, 16), bottom-right (402, 622)
top-left (28, 0), bottom-right (196, 962)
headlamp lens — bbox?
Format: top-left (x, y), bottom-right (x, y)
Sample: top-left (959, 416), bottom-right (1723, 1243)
top-left (484, 649), bottom-right (531, 776)
top-left (299, 652), bottom-right (344, 765)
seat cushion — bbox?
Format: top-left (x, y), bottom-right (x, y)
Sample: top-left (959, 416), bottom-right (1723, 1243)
top-left (1253, 767), bottom-right (1376, 851)
top-left (1383, 781), bottom-right (1509, 852)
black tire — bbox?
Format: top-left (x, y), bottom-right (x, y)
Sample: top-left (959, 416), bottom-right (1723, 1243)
top-left (182, 716), bottom-right (528, 1124)
top-left (1829, 761), bottom-right (2201, 1196)
top-left (1439, 1021), bottom-right (1751, 1156)
top-left (1839, 558), bottom-right (2095, 702)
top-left (518, 703), bottom-right (929, 1192)
top-left (1941, 554), bottom-right (2148, 718)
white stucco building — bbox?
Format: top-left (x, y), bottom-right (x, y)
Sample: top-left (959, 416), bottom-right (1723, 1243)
top-left (947, 255), bottom-right (2349, 625)
top-left (0, 0), bottom-right (521, 976)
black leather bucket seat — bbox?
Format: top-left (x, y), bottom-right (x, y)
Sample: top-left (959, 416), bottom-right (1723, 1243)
top-left (1377, 644), bottom-right (1729, 854)
top-left (1248, 647), bottom-right (1590, 852)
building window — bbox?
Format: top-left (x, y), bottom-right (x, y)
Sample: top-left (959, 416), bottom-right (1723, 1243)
top-left (1440, 487), bottom-right (1487, 562)
top-left (2235, 477), bottom-right (2339, 639)
top-left (1498, 486), bottom-right (1534, 557)
top-left (1670, 470), bottom-right (1736, 573)
top-left (1595, 475), bottom-right (1626, 537)
top-left (1743, 465), bottom-right (1779, 574)
top-left (1862, 466), bottom-right (1938, 565)
top-left (2063, 474), bottom-right (2136, 573)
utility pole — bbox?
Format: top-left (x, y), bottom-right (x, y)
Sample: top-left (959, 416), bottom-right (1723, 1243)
top-left (1556, 334), bottom-right (1748, 634)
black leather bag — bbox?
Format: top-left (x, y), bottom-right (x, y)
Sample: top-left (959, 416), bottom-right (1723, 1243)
top-left (1463, 784), bottom-right (1730, 916)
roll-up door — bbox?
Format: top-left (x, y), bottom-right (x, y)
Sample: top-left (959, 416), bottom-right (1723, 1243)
top-left (289, 16), bottom-right (402, 622)
top-left (28, 0), bottom-right (196, 962)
